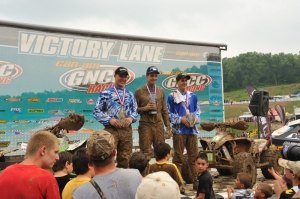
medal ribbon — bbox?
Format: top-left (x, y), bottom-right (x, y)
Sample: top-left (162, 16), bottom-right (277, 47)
top-left (114, 86), bottom-right (126, 107)
top-left (146, 84), bottom-right (156, 98)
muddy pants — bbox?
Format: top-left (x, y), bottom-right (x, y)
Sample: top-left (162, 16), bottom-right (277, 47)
top-left (138, 121), bottom-right (165, 160)
top-left (172, 133), bottom-right (198, 183)
top-left (104, 125), bottom-right (133, 168)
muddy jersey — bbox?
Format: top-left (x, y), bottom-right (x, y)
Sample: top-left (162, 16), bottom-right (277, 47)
top-left (93, 86), bottom-right (138, 125)
top-left (135, 85), bottom-right (170, 125)
top-left (167, 90), bottom-right (200, 135)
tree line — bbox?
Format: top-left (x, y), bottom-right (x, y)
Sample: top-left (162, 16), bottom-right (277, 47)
top-left (222, 52), bottom-right (300, 92)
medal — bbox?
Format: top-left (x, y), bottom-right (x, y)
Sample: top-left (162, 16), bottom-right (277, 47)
top-left (114, 86), bottom-right (126, 119)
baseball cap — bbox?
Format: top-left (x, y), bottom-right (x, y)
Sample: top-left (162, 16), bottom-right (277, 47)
top-left (176, 73), bottom-right (191, 82)
top-left (87, 130), bottom-right (115, 161)
top-left (278, 158), bottom-right (300, 176)
top-left (114, 67), bottom-right (129, 76)
top-left (135, 171), bottom-right (180, 199)
top-left (146, 66), bottom-right (160, 75)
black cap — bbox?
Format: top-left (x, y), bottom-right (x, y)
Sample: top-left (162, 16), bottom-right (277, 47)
top-left (115, 67), bottom-right (129, 76)
top-left (146, 66), bottom-right (160, 75)
top-left (176, 73), bottom-right (191, 82)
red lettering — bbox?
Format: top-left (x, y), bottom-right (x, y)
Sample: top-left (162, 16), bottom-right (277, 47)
top-left (87, 83), bottom-right (114, 93)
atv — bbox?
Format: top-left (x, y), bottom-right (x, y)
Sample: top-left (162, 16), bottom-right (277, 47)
top-left (199, 121), bottom-right (283, 185)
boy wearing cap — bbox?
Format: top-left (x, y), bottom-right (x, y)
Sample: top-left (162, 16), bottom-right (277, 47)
top-left (274, 158), bottom-right (300, 199)
top-left (167, 72), bottom-right (200, 184)
top-left (134, 66), bottom-right (171, 160)
top-left (93, 66), bottom-right (138, 168)
top-left (73, 130), bottom-right (142, 199)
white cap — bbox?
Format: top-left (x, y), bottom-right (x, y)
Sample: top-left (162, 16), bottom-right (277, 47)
top-left (135, 171), bottom-right (180, 199)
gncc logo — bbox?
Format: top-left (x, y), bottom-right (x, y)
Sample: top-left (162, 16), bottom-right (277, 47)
top-left (59, 65), bottom-right (135, 93)
top-left (162, 73), bottom-right (212, 91)
top-left (0, 61), bottom-right (23, 84)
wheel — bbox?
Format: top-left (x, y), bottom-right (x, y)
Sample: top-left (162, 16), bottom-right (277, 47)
top-left (260, 149), bottom-right (283, 179)
top-left (233, 152), bottom-right (257, 186)
top-left (217, 168), bottom-right (233, 176)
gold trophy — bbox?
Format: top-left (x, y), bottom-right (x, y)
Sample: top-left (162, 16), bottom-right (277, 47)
top-left (148, 93), bottom-right (157, 115)
top-left (118, 107), bottom-right (127, 127)
top-left (185, 109), bottom-right (196, 127)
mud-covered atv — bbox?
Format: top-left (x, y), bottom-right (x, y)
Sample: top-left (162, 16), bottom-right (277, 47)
top-left (199, 121), bottom-right (283, 185)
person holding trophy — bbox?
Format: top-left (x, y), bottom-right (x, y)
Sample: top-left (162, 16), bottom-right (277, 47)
top-left (167, 73), bottom-right (200, 185)
top-left (134, 66), bottom-right (171, 160)
top-left (93, 66), bottom-right (138, 168)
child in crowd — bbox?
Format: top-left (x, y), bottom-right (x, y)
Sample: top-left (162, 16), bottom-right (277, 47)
top-left (129, 151), bottom-right (150, 177)
top-left (227, 172), bottom-right (253, 199)
top-left (62, 148), bottom-right (94, 199)
top-left (254, 183), bottom-right (273, 199)
top-left (52, 151), bottom-right (73, 196)
top-left (149, 142), bottom-right (185, 194)
top-left (194, 152), bottom-right (215, 199)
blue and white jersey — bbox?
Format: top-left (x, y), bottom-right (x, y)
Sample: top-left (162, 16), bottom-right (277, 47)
top-left (93, 86), bottom-right (138, 126)
top-left (167, 90), bottom-right (200, 135)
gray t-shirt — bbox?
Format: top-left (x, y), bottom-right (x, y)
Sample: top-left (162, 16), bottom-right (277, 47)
top-left (73, 168), bottom-right (142, 199)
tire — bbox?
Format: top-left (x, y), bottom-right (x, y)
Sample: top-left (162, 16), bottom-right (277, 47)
top-left (260, 149), bottom-right (283, 179)
top-left (233, 152), bottom-right (257, 186)
top-left (217, 168), bottom-right (233, 176)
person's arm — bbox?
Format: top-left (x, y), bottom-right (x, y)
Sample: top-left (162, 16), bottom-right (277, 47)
top-left (167, 94), bottom-right (181, 125)
top-left (127, 91), bottom-right (138, 123)
top-left (161, 89), bottom-right (171, 128)
top-left (194, 193), bottom-right (205, 199)
top-left (227, 186), bottom-right (234, 199)
top-left (93, 91), bottom-right (112, 126)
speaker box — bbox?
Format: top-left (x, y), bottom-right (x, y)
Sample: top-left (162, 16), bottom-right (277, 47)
top-left (249, 91), bottom-right (269, 116)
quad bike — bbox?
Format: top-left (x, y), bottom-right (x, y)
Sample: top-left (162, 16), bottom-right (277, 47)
top-left (0, 114), bottom-right (85, 170)
top-left (198, 121), bottom-right (283, 185)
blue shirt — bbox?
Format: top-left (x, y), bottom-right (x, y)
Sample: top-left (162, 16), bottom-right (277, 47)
top-left (93, 86), bottom-right (138, 126)
top-left (167, 90), bottom-right (200, 135)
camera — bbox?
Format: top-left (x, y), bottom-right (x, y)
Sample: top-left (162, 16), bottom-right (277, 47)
top-left (282, 142), bottom-right (300, 161)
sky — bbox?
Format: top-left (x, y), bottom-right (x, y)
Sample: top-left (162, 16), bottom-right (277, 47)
top-left (0, 0), bottom-right (300, 58)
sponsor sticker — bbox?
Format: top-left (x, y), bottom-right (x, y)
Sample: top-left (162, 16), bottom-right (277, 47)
top-left (47, 98), bottom-right (63, 102)
top-left (28, 109), bottom-right (44, 113)
top-left (0, 61), bottom-right (23, 84)
top-left (5, 97), bottom-right (21, 102)
top-left (28, 98), bottom-right (40, 102)
top-left (59, 65), bottom-right (135, 93)
top-left (68, 99), bottom-right (82, 103)
top-left (162, 73), bottom-right (212, 91)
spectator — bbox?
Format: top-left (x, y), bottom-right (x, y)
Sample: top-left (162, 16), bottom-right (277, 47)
top-left (135, 171), bottom-right (181, 199)
top-left (53, 151), bottom-right (73, 196)
top-left (195, 152), bottom-right (215, 199)
top-left (73, 130), bottom-right (142, 199)
top-left (254, 183), bottom-right (273, 199)
top-left (0, 131), bottom-right (60, 199)
top-left (149, 142), bottom-right (185, 193)
top-left (227, 172), bottom-right (253, 199)
top-left (274, 158), bottom-right (300, 199)
top-left (134, 66), bottom-right (171, 160)
top-left (62, 148), bottom-right (95, 199)
top-left (93, 66), bottom-right (138, 168)
top-left (129, 151), bottom-right (150, 177)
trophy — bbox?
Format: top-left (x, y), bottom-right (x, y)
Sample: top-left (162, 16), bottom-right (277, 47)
top-left (148, 93), bottom-right (157, 115)
top-left (118, 107), bottom-right (127, 127)
top-left (185, 109), bottom-right (197, 127)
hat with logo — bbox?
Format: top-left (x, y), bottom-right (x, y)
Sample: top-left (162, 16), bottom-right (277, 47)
top-left (114, 67), bottom-right (129, 76)
top-left (176, 73), bottom-right (191, 82)
top-left (135, 171), bottom-right (180, 199)
top-left (87, 130), bottom-right (115, 161)
top-left (146, 66), bottom-right (160, 75)
top-left (278, 158), bottom-right (300, 176)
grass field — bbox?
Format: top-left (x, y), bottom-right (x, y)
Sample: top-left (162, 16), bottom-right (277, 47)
top-left (224, 100), bottom-right (300, 120)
